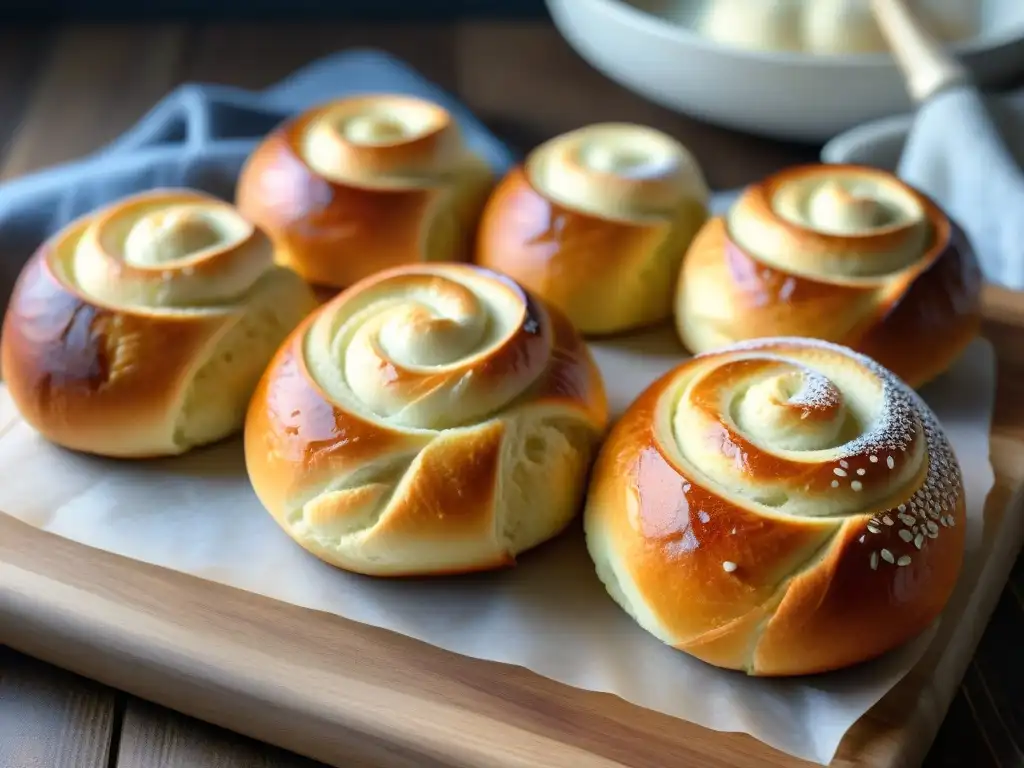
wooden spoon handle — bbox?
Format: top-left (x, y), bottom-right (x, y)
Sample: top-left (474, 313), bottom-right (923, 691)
top-left (870, 0), bottom-right (970, 102)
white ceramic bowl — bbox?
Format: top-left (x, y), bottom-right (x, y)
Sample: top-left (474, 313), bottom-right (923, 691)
top-left (546, 0), bottom-right (1024, 142)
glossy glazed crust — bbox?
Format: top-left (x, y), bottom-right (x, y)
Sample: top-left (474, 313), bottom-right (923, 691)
top-left (2, 242), bottom-right (228, 457)
top-left (675, 166), bottom-right (982, 389)
top-left (235, 105), bottom-right (494, 291)
top-left (244, 263), bottom-right (609, 577)
top-left (1, 192), bottom-right (318, 458)
top-left (584, 339), bottom-right (966, 676)
top-left (476, 166), bottom-right (708, 336)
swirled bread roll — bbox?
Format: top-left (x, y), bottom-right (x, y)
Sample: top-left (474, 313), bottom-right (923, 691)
top-left (244, 263), bottom-right (609, 577)
top-left (235, 94), bottom-right (495, 293)
top-left (0, 189), bottom-right (318, 458)
top-left (675, 164), bottom-right (982, 388)
top-left (585, 337), bottom-right (966, 676)
top-left (475, 123), bottom-right (709, 336)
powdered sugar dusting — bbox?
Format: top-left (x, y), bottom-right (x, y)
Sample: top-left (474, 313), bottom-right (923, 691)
top-left (716, 335), bottom-right (919, 462)
top-left (787, 368), bottom-right (841, 410)
top-left (697, 336), bottom-right (963, 570)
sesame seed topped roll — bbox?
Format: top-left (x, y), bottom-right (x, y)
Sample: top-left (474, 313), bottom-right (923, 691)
top-left (245, 263), bottom-right (608, 578)
top-left (584, 336), bottom-right (965, 676)
top-left (475, 122), bottom-right (709, 336)
top-left (236, 94), bottom-right (495, 294)
top-left (0, 189), bottom-right (318, 458)
top-left (675, 164), bottom-right (982, 388)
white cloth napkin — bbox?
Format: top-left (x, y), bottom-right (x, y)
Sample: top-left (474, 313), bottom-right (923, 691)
top-left (822, 85), bottom-right (1024, 290)
top-left (899, 86), bottom-right (1024, 289)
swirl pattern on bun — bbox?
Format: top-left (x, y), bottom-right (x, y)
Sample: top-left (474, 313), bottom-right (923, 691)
top-left (675, 164), bottom-right (982, 388)
top-left (0, 189), bottom-right (318, 458)
top-left (585, 337), bottom-right (965, 676)
top-left (236, 94), bottom-right (495, 293)
top-left (475, 123), bottom-right (709, 336)
top-left (245, 263), bottom-right (609, 577)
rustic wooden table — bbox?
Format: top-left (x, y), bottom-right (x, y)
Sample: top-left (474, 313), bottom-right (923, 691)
top-left (0, 20), bottom-right (1021, 768)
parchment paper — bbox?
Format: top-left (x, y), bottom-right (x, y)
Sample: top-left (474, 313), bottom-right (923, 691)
top-left (0, 328), bottom-right (996, 766)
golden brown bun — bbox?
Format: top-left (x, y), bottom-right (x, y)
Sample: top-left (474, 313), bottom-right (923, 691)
top-left (475, 123), bottom-right (709, 336)
top-left (1, 189), bottom-right (318, 458)
top-left (244, 262), bottom-right (609, 577)
top-left (675, 164), bottom-right (982, 389)
top-left (235, 94), bottom-right (495, 291)
top-left (585, 336), bottom-right (966, 676)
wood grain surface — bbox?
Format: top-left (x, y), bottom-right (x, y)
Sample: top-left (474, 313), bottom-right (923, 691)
top-left (0, 647), bottom-right (118, 768)
top-left (0, 19), bottom-right (1021, 768)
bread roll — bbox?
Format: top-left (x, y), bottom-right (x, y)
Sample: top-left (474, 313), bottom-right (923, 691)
top-left (675, 164), bottom-right (981, 388)
top-left (0, 189), bottom-right (318, 458)
top-left (236, 94), bottom-right (495, 293)
top-left (802, 0), bottom-right (887, 55)
top-left (475, 123), bottom-right (709, 336)
top-left (244, 263), bottom-right (609, 577)
top-left (697, 0), bottom-right (803, 52)
top-left (585, 336), bottom-right (965, 676)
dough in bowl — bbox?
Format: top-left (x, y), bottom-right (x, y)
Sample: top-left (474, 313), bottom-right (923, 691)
top-left (1, 189), bottom-right (318, 458)
top-left (696, 0), bottom-right (978, 55)
top-left (674, 164), bottom-right (982, 388)
top-left (236, 94), bottom-right (495, 294)
top-left (244, 263), bottom-right (609, 577)
top-left (584, 337), bottom-right (966, 676)
top-left (475, 122), bottom-right (709, 336)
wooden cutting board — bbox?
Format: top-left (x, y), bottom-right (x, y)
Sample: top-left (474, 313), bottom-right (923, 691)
top-left (0, 283), bottom-right (1022, 768)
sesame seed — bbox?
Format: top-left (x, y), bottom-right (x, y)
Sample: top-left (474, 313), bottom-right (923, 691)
top-left (914, 533), bottom-right (924, 549)
top-left (882, 515), bottom-right (894, 526)
top-left (698, 511), bottom-right (711, 524)
top-left (831, 480), bottom-right (839, 488)
top-left (881, 549), bottom-right (895, 564)
top-left (947, 515), bottom-right (956, 527)
top-left (926, 521), bottom-right (939, 534)
top-left (869, 455), bottom-right (878, 463)
top-left (897, 504), bottom-right (906, 513)
top-left (887, 456), bottom-right (895, 469)
top-left (834, 468), bottom-right (848, 477)
top-left (899, 530), bottom-right (913, 542)
top-left (722, 561), bottom-right (737, 573)
top-left (897, 555), bottom-right (912, 567)
top-left (898, 513), bottom-right (915, 526)
top-left (840, 460), bottom-right (849, 469)
top-left (859, 535), bottom-right (866, 543)
top-left (851, 481), bottom-right (863, 492)
top-left (939, 516), bottom-right (949, 527)
top-left (730, 527), bottom-right (737, 535)
top-left (856, 468), bottom-right (866, 476)
top-left (870, 551), bottom-right (879, 570)
top-left (867, 523), bottom-right (881, 534)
